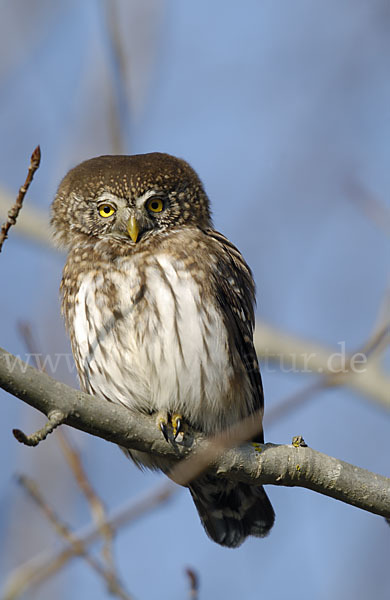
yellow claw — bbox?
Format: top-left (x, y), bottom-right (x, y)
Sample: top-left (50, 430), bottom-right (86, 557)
top-left (156, 412), bottom-right (169, 442)
top-left (252, 442), bottom-right (262, 453)
top-left (156, 412), bottom-right (185, 442)
top-left (171, 413), bottom-right (183, 439)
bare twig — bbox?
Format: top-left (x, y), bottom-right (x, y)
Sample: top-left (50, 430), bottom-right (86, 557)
top-left (371, 288), bottom-right (390, 340)
top-left (0, 146), bottom-right (41, 253)
top-left (0, 187), bottom-right (52, 248)
top-left (17, 322), bottom-right (37, 357)
top-left (103, 0), bottom-right (129, 154)
top-left (13, 409), bottom-right (66, 446)
top-left (17, 475), bottom-right (133, 600)
top-left (57, 430), bottom-right (115, 569)
top-left (185, 567), bottom-right (199, 600)
top-left (3, 482), bottom-right (175, 599)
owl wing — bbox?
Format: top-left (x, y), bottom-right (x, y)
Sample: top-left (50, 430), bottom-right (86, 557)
top-left (205, 228), bottom-right (264, 443)
top-left (188, 229), bottom-right (274, 547)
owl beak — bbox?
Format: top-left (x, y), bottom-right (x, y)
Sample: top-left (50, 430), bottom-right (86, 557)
top-left (127, 216), bottom-right (139, 243)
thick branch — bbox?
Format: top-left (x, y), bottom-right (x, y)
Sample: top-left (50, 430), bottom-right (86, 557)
top-left (1, 346), bottom-right (389, 520)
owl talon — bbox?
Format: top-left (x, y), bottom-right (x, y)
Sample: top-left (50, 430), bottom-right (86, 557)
top-left (172, 414), bottom-right (183, 439)
top-left (156, 413), bottom-right (169, 442)
top-left (174, 418), bottom-right (181, 439)
top-left (159, 421), bottom-right (169, 442)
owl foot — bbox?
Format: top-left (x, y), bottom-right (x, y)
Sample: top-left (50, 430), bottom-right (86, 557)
top-left (171, 413), bottom-right (183, 440)
top-left (156, 412), bottom-right (169, 442)
top-left (155, 412), bottom-right (184, 442)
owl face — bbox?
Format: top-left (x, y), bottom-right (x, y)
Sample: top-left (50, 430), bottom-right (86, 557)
top-left (51, 152), bottom-right (212, 249)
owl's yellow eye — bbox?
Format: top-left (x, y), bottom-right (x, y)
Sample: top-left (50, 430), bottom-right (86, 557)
top-left (146, 198), bottom-right (164, 213)
top-left (98, 204), bottom-right (116, 218)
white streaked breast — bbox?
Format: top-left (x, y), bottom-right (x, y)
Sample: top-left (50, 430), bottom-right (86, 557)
top-left (71, 252), bottom-right (250, 433)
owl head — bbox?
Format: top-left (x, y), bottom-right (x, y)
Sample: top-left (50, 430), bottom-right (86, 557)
top-left (51, 152), bottom-right (212, 249)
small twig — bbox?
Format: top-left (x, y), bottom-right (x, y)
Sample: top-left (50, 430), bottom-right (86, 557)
top-left (372, 288), bottom-right (390, 337)
top-left (17, 322), bottom-right (37, 358)
top-left (0, 188), bottom-right (53, 249)
top-left (18, 474), bottom-right (80, 542)
top-left (3, 482), bottom-right (175, 599)
top-left (13, 410), bottom-right (66, 447)
top-left (362, 323), bottom-right (390, 360)
top-left (185, 567), bottom-right (199, 600)
top-left (104, 0), bottom-right (129, 154)
top-left (17, 475), bottom-right (133, 600)
top-left (0, 146), bottom-right (41, 253)
top-left (363, 289), bottom-right (390, 362)
top-left (57, 429), bottom-right (115, 570)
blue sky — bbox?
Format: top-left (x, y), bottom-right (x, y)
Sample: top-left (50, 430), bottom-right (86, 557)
top-left (0, 2), bottom-right (389, 599)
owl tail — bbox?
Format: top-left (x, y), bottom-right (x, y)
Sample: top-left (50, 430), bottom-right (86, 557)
top-left (189, 475), bottom-right (275, 548)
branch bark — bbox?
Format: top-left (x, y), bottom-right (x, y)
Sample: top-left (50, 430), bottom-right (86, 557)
top-left (1, 345), bottom-right (389, 520)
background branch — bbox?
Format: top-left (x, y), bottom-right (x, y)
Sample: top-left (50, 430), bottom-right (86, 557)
top-left (3, 482), bottom-right (174, 600)
top-left (1, 345), bottom-right (389, 522)
top-left (0, 188), bottom-right (52, 248)
top-left (0, 146), bottom-right (41, 252)
top-left (254, 322), bottom-right (390, 409)
top-left (17, 475), bottom-right (133, 600)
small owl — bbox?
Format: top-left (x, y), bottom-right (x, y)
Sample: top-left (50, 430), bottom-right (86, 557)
top-left (51, 153), bottom-right (274, 547)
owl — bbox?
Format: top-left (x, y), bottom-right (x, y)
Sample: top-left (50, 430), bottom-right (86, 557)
top-left (51, 152), bottom-right (275, 547)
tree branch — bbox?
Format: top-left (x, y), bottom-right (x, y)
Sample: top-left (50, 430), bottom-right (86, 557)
top-left (1, 345), bottom-right (389, 520)
top-left (17, 475), bottom-right (134, 600)
top-left (254, 322), bottom-right (390, 409)
top-left (0, 146), bottom-right (41, 252)
top-left (0, 187), bottom-right (53, 248)
top-left (3, 482), bottom-right (174, 599)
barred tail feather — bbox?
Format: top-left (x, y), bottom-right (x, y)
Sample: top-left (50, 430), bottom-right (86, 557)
top-left (189, 475), bottom-right (275, 548)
